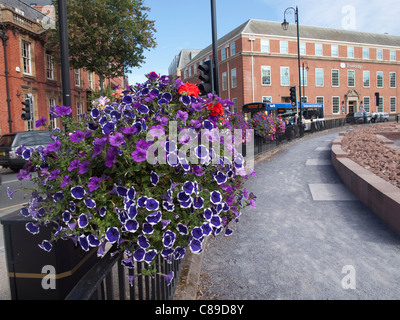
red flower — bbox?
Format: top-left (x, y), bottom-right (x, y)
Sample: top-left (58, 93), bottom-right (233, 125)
top-left (178, 83), bottom-right (200, 97)
top-left (207, 102), bottom-right (224, 117)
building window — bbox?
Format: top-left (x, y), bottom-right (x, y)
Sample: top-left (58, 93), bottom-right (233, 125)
top-left (193, 64), bottom-right (197, 75)
top-left (231, 98), bottom-right (238, 113)
top-left (390, 50), bottom-right (396, 61)
top-left (390, 72), bottom-right (396, 88)
top-left (363, 97), bottom-right (370, 112)
top-left (221, 48), bottom-right (226, 61)
top-left (390, 97), bottom-right (396, 113)
top-left (280, 67), bottom-right (290, 86)
top-left (188, 66), bottom-right (192, 77)
top-left (331, 45), bottom-right (338, 57)
top-left (74, 69), bottom-right (81, 87)
top-left (222, 72), bottom-right (227, 91)
top-left (300, 42), bottom-right (306, 55)
top-left (46, 54), bottom-right (54, 80)
top-left (262, 96), bottom-right (272, 103)
top-left (315, 43), bottom-right (323, 56)
top-left (316, 96), bottom-right (324, 105)
top-left (363, 71), bottom-right (370, 87)
top-left (231, 68), bottom-right (237, 88)
top-left (261, 39), bottom-right (270, 52)
top-left (301, 67), bottom-right (307, 86)
top-left (22, 41), bottom-right (32, 74)
top-left (77, 101), bottom-right (83, 116)
top-left (230, 42), bottom-right (236, 56)
top-left (261, 66), bottom-right (271, 85)
top-left (347, 46), bottom-right (354, 58)
top-left (332, 96), bottom-right (340, 114)
top-left (348, 70), bottom-right (355, 87)
top-left (315, 68), bottom-right (324, 87)
top-left (378, 97), bottom-right (384, 112)
top-left (280, 41), bottom-right (288, 54)
top-left (377, 71), bottom-right (383, 88)
top-left (331, 69), bottom-right (339, 87)
top-left (377, 49), bottom-right (383, 60)
top-left (48, 98), bottom-right (57, 129)
top-left (88, 72), bottom-right (94, 90)
top-left (363, 48), bottom-right (369, 59)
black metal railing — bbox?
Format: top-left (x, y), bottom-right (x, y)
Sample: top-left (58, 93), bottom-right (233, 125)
top-left (65, 246), bottom-right (184, 300)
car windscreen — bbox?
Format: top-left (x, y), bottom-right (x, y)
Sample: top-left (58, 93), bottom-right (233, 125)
top-left (0, 135), bottom-right (15, 147)
top-left (35, 132), bottom-right (53, 144)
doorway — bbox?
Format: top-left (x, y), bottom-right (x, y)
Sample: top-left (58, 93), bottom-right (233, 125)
top-left (348, 100), bottom-right (357, 113)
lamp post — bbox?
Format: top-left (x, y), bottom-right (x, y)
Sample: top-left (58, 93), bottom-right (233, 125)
top-left (282, 6), bottom-right (302, 128)
top-left (0, 24), bottom-right (13, 133)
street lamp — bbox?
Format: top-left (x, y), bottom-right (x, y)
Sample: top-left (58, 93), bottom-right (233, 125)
top-left (282, 6), bottom-right (303, 131)
top-left (0, 24), bottom-right (13, 133)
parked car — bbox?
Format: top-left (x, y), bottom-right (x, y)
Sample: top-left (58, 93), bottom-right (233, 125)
top-left (371, 112), bottom-right (389, 122)
top-left (346, 112), bottom-right (371, 124)
top-left (0, 130), bottom-right (53, 172)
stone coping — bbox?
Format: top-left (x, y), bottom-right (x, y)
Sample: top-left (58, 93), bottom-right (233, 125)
top-left (331, 132), bottom-right (400, 236)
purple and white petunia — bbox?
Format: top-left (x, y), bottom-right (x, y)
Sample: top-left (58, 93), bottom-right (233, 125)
top-left (25, 222), bottom-right (39, 235)
top-left (210, 190), bottom-right (222, 204)
top-left (137, 234), bottom-right (150, 249)
top-left (78, 213), bottom-right (89, 228)
top-left (145, 198), bottom-right (159, 211)
top-left (162, 230), bottom-right (176, 248)
top-left (189, 239), bottom-right (202, 254)
top-left (124, 219), bottom-right (138, 233)
top-left (38, 240), bottom-right (53, 252)
top-left (79, 235), bottom-right (89, 251)
top-left (146, 211), bottom-right (162, 225)
top-left (150, 171), bottom-right (159, 186)
top-left (176, 223), bottom-right (188, 235)
top-left (71, 186), bottom-right (86, 199)
top-left (105, 227), bottom-right (120, 243)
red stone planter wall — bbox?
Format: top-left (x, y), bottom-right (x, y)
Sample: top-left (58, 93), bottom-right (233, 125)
top-left (331, 133), bottom-right (400, 236)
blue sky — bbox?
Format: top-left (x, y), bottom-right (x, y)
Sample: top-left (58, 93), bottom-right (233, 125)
top-left (127, 0), bottom-right (400, 85)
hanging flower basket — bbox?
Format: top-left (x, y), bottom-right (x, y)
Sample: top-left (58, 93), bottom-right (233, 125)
top-left (13, 73), bottom-right (256, 285)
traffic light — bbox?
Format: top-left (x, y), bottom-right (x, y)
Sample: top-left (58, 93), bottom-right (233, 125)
top-left (289, 86), bottom-right (297, 106)
top-left (21, 97), bottom-right (32, 121)
top-left (198, 59), bottom-right (214, 96)
top-left (375, 92), bottom-right (380, 107)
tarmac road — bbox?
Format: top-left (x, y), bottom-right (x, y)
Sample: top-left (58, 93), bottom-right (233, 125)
top-left (198, 128), bottom-right (400, 300)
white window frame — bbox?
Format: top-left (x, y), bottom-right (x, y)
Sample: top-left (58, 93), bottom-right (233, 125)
top-left (231, 68), bottom-right (237, 88)
top-left (348, 70), bottom-right (355, 87)
top-left (46, 54), bottom-right (54, 80)
top-left (280, 66), bottom-right (290, 86)
top-left (261, 66), bottom-right (271, 86)
top-left (363, 71), bottom-right (370, 88)
top-left (390, 97), bottom-right (396, 113)
top-left (22, 41), bottom-right (32, 75)
top-left (315, 43), bottom-right (323, 56)
top-left (377, 71), bottom-right (384, 88)
top-left (363, 96), bottom-right (370, 112)
top-left (261, 39), bottom-right (270, 52)
top-left (315, 68), bottom-right (324, 87)
top-left (377, 49), bottom-right (383, 60)
top-left (74, 69), bottom-right (81, 87)
top-left (390, 72), bottom-right (396, 88)
top-left (222, 72), bottom-right (227, 91)
top-left (280, 40), bottom-right (288, 54)
top-left (331, 45), bottom-right (338, 57)
top-left (332, 96), bottom-right (340, 114)
top-left (363, 47), bottom-right (369, 59)
top-left (347, 46), bottom-right (354, 58)
top-left (331, 69), bottom-right (339, 87)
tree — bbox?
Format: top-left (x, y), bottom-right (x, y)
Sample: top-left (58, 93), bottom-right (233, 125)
top-left (47, 0), bottom-right (156, 89)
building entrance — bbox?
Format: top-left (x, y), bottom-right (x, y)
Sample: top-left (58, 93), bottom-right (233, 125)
top-left (348, 100), bottom-right (357, 113)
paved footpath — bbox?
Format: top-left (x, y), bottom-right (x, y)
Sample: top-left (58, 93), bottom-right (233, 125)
top-left (199, 128), bottom-right (400, 300)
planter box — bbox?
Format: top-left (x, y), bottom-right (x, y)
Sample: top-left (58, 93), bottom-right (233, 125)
top-left (1, 210), bottom-right (99, 300)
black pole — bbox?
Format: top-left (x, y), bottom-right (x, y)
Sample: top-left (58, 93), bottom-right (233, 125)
top-left (210, 0), bottom-right (219, 96)
top-left (295, 6), bottom-right (302, 124)
top-left (57, 0), bottom-right (71, 108)
top-left (0, 25), bottom-right (12, 133)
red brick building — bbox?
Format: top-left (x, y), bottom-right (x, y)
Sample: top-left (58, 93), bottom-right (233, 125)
top-left (0, 1), bottom-right (125, 135)
top-left (178, 19), bottom-right (400, 118)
